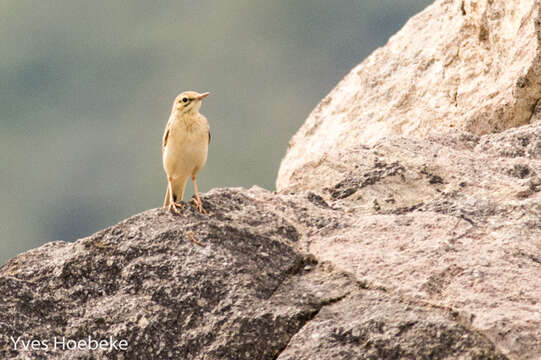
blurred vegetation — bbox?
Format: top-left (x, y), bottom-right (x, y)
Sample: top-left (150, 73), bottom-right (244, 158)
top-left (0, 0), bottom-right (432, 264)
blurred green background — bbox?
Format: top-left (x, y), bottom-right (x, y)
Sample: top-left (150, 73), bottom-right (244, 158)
top-left (1, 1), bottom-right (432, 264)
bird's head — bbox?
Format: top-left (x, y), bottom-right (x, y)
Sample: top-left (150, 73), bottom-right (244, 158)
top-left (173, 91), bottom-right (210, 114)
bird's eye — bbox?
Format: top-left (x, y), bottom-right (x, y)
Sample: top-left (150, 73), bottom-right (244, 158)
top-left (182, 97), bottom-right (188, 103)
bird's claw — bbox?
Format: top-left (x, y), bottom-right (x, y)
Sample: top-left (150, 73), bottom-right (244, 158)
top-left (191, 198), bottom-right (207, 214)
top-left (169, 202), bottom-right (183, 214)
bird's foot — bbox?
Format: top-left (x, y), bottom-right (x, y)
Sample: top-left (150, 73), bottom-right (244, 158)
top-left (191, 197), bottom-right (207, 214)
top-left (168, 202), bottom-right (183, 214)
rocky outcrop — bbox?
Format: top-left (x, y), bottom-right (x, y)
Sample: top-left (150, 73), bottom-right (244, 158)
top-left (277, 0), bottom-right (541, 192)
top-left (272, 0), bottom-right (541, 358)
top-left (0, 187), bottom-right (509, 359)
top-left (2, 0), bottom-right (541, 359)
top-left (286, 124), bottom-right (541, 359)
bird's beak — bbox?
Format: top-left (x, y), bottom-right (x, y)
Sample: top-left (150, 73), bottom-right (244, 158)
top-left (197, 92), bottom-right (210, 100)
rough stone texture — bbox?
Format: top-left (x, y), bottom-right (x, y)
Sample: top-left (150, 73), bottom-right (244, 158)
top-left (279, 292), bottom-right (506, 360)
top-left (0, 187), bottom-right (509, 359)
top-left (283, 123), bottom-right (541, 359)
top-left (3, 0), bottom-right (541, 359)
top-left (270, 0), bottom-right (541, 356)
top-left (277, 0), bottom-right (541, 192)
top-left (0, 190), bottom-right (338, 360)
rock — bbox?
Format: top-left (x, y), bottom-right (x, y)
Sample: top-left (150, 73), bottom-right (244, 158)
top-left (278, 292), bottom-right (507, 360)
top-left (0, 189), bottom-right (323, 359)
top-left (2, 0), bottom-right (541, 358)
top-left (284, 123), bottom-right (541, 359)
top-left (277, 0), bottom-right (541, 192)
top-left (272, 0), bottom-right (541, 357)
top-left (0, 187), bottom-right (509, 359)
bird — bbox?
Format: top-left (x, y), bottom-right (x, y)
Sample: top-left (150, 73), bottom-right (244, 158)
top-left (162, 90), bottom-right (211, 214)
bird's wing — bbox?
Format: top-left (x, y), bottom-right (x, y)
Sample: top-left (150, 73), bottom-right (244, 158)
top-left (162, 120), bottom-right (172, 152)
top-left (202, 114), bottom-right (210, 144)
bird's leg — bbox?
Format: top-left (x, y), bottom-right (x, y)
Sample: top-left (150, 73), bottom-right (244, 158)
top-left (191, 176), bottom-right (206, 214)
top-left (168, 177), bottom-right (182, 214)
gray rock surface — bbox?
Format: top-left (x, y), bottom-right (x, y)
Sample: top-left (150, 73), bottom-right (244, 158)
top-left (279, 291), bottom-right (506, 360)
top-left (272, 0), bottom-right (541, 356)
top-left (2, 0), bottom-right (541, 359)
top-left (0, 187), bottom-right (510, 359)
top-left (288, 124), bottom-right (541, 359)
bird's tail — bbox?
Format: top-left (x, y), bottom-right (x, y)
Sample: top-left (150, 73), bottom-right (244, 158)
top-left (163, 186), bottom-right (171, 207)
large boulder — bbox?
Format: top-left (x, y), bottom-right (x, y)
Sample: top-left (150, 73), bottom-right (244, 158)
top-left (277, 0), bottom-right (541, 192)
top-left (2, 0), bottom-right (541, 359)
top-left (273, 0), bottom-right (541, 358)
top-left (285, 123), bottom-right (541, 359)
top-left (0, 188), bottom-right (507, 359)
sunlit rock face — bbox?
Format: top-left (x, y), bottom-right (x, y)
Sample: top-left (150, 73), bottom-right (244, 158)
top-left (277, 0), bottom-right (541, 193)
top-left (274, 0), bottom-right (541, 358)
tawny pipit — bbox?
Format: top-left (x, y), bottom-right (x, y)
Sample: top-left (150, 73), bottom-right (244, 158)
top-left (162, 91), bottom-right (210, 214)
